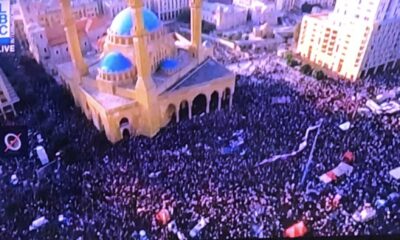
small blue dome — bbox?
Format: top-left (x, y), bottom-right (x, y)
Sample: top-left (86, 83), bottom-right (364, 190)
top-left (100, 52), bottom-right (132, 73)
top-left (110, 7), bottom-right (160, 35)
top-left (160, 58), bottom-right (179, 70)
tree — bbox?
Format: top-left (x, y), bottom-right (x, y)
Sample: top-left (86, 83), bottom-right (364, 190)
top-left (315, 70), bottom-right (325, 80)
top-left (300, 64), bottom-right (313, 75)
top-left (290, 60), bottom-right (300, 67)
top-left (301, 2), bottom-right (313, 13)
top-left (285, 52), bottom-right (293, 65)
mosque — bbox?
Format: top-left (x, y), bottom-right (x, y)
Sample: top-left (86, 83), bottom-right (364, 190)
top-left (57, 0), bottom-right (236, 143)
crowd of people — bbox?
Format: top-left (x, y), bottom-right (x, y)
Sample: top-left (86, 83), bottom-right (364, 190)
top-left (0, 45), bottom-right (399, 239)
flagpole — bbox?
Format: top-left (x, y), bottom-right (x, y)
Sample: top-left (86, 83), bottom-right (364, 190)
top-left (300, 119), bottom-right (323, 187)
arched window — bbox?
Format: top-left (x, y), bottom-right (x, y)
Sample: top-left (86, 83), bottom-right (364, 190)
top-left (179, 100), bottom-right (189, 120)
top-left (192, 94), bottom-right (207, 116)
top-left (210, 91), bottom-right (219, 111)
top-left (222, 88), bottom-right (231, 109)
top-left (120, 118), bottom-right (130, 139)
top-left (166, 104), bottom-right (177, 124)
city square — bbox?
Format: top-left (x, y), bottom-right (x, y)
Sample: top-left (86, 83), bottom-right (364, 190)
top-left (0, 0), bottom-right (400, 239)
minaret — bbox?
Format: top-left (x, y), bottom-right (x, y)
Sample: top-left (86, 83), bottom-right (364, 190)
top-left (59, 0), bottom-right (88, 77)
top-left (190, 0), bottom-right (202, 60)
top-left (129, 0), bottom-right (154, 91)
top-left (128, 0), bottom-right (160, 137)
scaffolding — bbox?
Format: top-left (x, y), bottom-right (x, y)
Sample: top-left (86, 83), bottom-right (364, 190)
top-left (0, 68), bottom-right (19, 120)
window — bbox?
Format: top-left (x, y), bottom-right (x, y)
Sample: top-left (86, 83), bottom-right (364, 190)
top-left (40, 34), bottom-right (43, 39)
top-left (44, 47), bottom-right (47, 53)
top-left (56, 50), bottom-right (59, 55)
top-left (66, 47), bottom-right (68, 52)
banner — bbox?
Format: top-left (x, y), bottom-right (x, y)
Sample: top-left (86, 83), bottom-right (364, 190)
top-left (256, 122), bottom-right (321, 166)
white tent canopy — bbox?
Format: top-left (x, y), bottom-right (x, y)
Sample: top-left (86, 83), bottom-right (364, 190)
top-left (389, 167), bottom-right (400, 180)
top-left (36, 146), bottom-right (49, 165)
top-left (332, 162), bottom-right (353, 177)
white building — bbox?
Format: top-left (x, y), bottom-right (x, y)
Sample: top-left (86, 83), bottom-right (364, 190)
top-left (296, 0), bottom-right (400, 81)
top-left (102, 0), bottom-right (189, 22)
top-left (275, 0), bottom-right (295, 11)
top-left (202, 2), bottom-right (248, 30)
top-left (234, 0), bottom-right (280, 25)
top-left (276, 0), bottom-right (336, 11)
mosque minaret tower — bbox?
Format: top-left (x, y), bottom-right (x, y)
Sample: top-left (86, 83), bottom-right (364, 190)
top-left (59, 0), bottom-right (88, 78)
top-left (190, 0), bottom-right (203, 61)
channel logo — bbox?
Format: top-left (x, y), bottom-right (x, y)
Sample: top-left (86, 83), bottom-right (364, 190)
top-left (0, 0), bottom-right (15, 53)
top-left (0, 126), bottom-right (28, 158)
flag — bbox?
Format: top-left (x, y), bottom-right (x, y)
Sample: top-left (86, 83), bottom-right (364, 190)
top-left (155, 209), bottom-right (170, 225)
top-left (284, 221), bottom-right (308, 238)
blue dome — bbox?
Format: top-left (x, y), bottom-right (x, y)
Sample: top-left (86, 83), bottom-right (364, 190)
top-left (110, 7), bottom-right (160, 35)
top-left (160, 58), bottom-right (179, 70)
top-left (100, 52), bottom-right (132, 73)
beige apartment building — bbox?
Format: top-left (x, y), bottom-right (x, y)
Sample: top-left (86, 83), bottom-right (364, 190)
top-left (202, 2), bottom-right (248, 30)
top-left (103, 0), bottom-right (189, 21)
top-left (276, 0), bottom-right (336, 11)
top-left (297, 0), bottom-right (400, 81)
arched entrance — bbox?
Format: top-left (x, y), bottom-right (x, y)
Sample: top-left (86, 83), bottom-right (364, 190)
top-left (179, 100), bottom-right (189, 121)
top-left (192, 94), bottom-right (207, 116)
top-left (210, 91), bottom-right (219, 111)
top-left (222, 88), bottom-right (231, 109)
top-left (119, 117), bottom-right (130, 139)
top-left (166, 104), bottom-right (177, 123)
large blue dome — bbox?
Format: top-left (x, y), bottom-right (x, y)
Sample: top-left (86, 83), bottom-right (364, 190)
top-left (100, 52), bottom-right (133, 73)
top-left (110, 7), bottom-right (161, 35)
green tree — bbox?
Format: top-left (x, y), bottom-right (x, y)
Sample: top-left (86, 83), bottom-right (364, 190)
top-left (300, 64), bottom-right (313, 75)
top-left (285, 52), bottom-right (293, 65)
top-left (315, 70), bottom-right (325, 80)
top-left (290, 60), bottom-right (300, 67)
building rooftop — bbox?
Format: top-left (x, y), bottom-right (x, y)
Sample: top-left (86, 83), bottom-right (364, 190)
top-left (165, 57), bottom-right (232, 92)
top-left (0, 68), bottom-right (20, 106)
top-left (82, 84), bottom-right (135, 111)
top-left (309, 12), bottom-right (330, 20)
top-left (45, 18), bottom-right (88, 46)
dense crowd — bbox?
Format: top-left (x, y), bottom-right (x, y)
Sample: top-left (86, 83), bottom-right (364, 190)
top-left (0, 47), bottom-right (399, 239)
